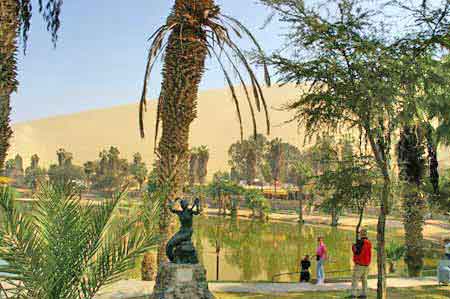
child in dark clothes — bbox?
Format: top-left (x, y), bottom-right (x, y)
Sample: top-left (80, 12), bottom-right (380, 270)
top-left (300, 255), bottom-right (311, 282)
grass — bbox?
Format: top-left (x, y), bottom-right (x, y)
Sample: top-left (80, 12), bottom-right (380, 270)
top-left (214, 286), bottom-right (450, 299)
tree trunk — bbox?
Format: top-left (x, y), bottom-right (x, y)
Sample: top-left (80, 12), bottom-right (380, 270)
top-left (297, 191), bottom-right (304, 223)
top-left (0, 0), bottom-right (18, 175)
top-left (154, 0), bottom-right (209, 269)
top-left (425, 128), bottom-right (439, 195)
top-left (403, 189), bottom-right (424, 277)
top-left (355, 207), bottom-right (364, 243)
top-left (331, 208), bottom-right (339, 227)
top-left (141, 252), bottom-right (156, 281)
top-left (376, 177), bottom-right (390, 299)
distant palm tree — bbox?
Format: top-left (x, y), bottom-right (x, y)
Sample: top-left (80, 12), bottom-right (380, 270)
top-left (267, 138), bottom-right (284, 195)
top-left (196, 146), bottom-right (209, 185)
top-left (0, 0), bottom-right (64, 174)
top-left (0, 182), bottom-right (159, 299)
top-left (139, 0), bottom-right (270, 267)
top-left (188, 148), bottom-right (199, 186)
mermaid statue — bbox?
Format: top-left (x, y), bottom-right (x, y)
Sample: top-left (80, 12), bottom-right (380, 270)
top-left (166, 197), bottom-right (200, 264)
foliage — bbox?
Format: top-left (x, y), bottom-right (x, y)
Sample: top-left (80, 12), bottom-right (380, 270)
top-left (47, 149), bottom-right (85, 186)
top-left (24, 154), bottom-right (46, 192)
top-left (228, 134), bottom-right (268, 184)
top-left (313, 136), bottom-right (375, 227)
top-left (244, 188), bottom-right (270, 220)
top-left (130, 153), bottom-right (148, 191)
top-left (91, 147), bottom-right (130, 192)
top-left (188, 146), bottom-right (209, 185)
top-left (257, 1), bottom-right (419, 296)
top-left (286, 159), bottom-right (313, 191)
top-left (266, 138), bottom-right (284, 186)
top-left (385, 242), bottom-right (406, 263)
top-left (228, 135), bottom-right (302, 185)
top-left (0, 182), bottom-right (159, 299)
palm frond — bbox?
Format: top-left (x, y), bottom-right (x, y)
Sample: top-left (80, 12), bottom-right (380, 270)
top-left (0, 182), bottom-right (159, 299)
top-left (210, 42), bottom-right (258, 138)
top-left (139, 25), bottom-right (175, 138)
top-left (220, 14), bottom-right (271, 86)
top-left (0, 186), bottom-right (39, 292)
top-left (210, 47), bottom-right (244, 140)
top-left (139, 9), bottom-right (271, 141)
top-left (38, 0), bottom-right (64, 46)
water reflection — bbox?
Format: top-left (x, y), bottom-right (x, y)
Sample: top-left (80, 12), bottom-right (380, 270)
top-left (3, 201), bottom-right (439, 282)
top-left (193, 216), bottom-right (438, 282)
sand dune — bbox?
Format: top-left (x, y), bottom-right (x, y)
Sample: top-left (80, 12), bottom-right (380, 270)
top-left (9, 85), bottom-right (449, 178)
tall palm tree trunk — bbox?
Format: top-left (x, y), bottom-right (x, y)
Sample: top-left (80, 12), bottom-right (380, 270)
top-left (397, 125), bottom-right (426, 277)
top-left (155, 1), bottom-right (209, 267)
top-left (0, 0), bottom-right (19, 175)
top-left (403, 189), bottom-right (425, 276)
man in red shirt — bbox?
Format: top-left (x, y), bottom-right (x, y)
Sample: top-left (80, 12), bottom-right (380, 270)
top-left (349, 228), bottom-right (372, 299)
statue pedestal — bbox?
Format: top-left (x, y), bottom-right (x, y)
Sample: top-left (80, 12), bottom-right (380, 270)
top-left (152, 262), bottom-right (215, 299)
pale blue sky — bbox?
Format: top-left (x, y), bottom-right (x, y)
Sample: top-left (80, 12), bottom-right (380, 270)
top-left (12, 0), bottom-right (284, 123)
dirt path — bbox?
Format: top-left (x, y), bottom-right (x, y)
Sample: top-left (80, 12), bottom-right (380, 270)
top-left (94, 277), bottom-right (442, 299)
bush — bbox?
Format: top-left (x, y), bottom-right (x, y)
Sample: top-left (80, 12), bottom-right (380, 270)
top-left (0, 182), bottom-right (159, 299)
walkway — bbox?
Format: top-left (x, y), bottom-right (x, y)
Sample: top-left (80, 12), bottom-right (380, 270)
top-left (94, 277), bottom-right (439, 299)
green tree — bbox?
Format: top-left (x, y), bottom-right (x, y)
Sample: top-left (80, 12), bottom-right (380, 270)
top-left (228, 134), bottom-right (268, 184)
top-left (0, 0), bottom-right (64, 174)
top-left (92, 147), bottom-right (130, 193)
top-left (24, 154), bottom-right (46, 193)
top-left (287, 159), bottom-right (313, 223)
top-left (266, 138), bottom-right (284, 193)
top-left (0, 182), bottom-right (159, 299)
top-left (244, 188), bottom-right (270, 221)
top-left (5, 154), bottom-right (24, 185)
top-left (259, 1), bottom-right (414, 296)
top-left (130, 152), bottom-right (148, 191)
top-left (48, 149), bottom-right (85, 186)
top-left (207, 171), bottom-right (242, 215)
top-left (83, 161), bottom-right (96, 191)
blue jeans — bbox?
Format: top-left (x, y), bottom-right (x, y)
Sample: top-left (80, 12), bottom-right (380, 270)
top-left (317, 259), bottom-right (325, 281)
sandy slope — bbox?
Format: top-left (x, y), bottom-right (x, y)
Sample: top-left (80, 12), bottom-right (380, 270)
top-left (9, 85), bottom-right (450, 177)
top-left (10, 85), bottom-right (305, 174)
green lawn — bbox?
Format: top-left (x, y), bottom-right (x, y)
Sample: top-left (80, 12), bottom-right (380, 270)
top-left (214, 286), bottom-right (450, 299)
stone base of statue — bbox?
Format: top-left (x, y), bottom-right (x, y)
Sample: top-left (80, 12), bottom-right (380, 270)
top-left (152, 262), bottom-right (216, 299)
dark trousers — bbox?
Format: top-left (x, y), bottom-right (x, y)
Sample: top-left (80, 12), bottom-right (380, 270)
top-left (300, 271), bottom-right (310, 282)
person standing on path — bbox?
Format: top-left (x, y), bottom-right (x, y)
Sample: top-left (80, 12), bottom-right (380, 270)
top-left (300, 255), bottom-right (311, 282)
top-left (316, 236), bottom-right (327, 284)
top-left (349, 228), bottom-right (372, 299)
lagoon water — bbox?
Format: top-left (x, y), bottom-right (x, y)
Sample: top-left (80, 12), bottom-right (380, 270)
top-left (2, 201), bottom-right (440, 282)
top-left (131, 215), bottom-right (440, 282)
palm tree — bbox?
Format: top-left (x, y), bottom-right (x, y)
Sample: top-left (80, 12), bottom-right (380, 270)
top-left (0, 182), bottom-right (159, 299)
top-left (396, 124), bottom-right (426, 277)
top-left (266, 138), bottom-right (284, 195)
top-left (138, 0), bottom-right (270, 267)
top-left (188, 148), bottom-right (199, 186)
top-left (196, 145), bottom-right (209, 185)
top-left (287, 160), bottom-right (313, 223)
top-left (0, 0), bottom-right (64, 174)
